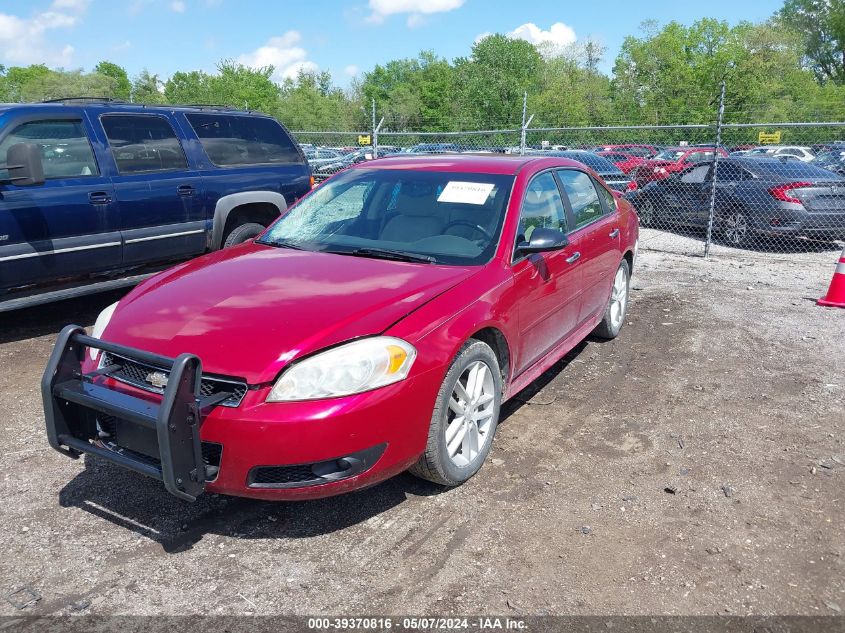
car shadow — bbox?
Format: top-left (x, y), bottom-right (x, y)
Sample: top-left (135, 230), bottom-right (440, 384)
top-left (0, 289), bottom-right (126, 345)
top-left (56, 341), bottom-right (592, 554)
top-left (58, 456), bottom-right (448, 553)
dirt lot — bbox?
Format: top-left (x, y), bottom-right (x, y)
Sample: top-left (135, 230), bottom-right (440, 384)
top-left (0, 246), bottom-right (843, 617)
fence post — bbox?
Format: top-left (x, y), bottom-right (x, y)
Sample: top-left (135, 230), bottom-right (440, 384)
top-left (371, 98), bottom-right (378, 158)
top-left (704, 80), bottom-right (726, 258)
top-left (520, 92), bottom-right (528, 155)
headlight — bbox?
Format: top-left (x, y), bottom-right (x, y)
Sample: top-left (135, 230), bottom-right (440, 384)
top-left (267, 337), bottom-right (416, 402)
top-left (89, 301), bottom-right (118, 360)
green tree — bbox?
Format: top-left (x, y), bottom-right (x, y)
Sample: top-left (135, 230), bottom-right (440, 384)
top-left (131, 69), bottom-right (166, 104)
top-left (778, 0), bottom-right (845, 84)
top-left (94, 61), bottom-right (131, 100)
top-left (454, 34), bottom-right (543, 128)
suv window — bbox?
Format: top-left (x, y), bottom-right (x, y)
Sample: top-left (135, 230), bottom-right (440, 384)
top-left (516, 172), bottom-right (567, 245)
top-left (185, 113), bottom-right (300, 166)
top-left (557, 169), bottom-right (605, 228)
top-left (0, 119), bottom-right (98, 180)
top-left (101, 115), bottom-right (188, 174)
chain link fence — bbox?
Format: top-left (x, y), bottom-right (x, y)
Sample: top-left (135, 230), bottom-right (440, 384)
top-left (292, 94), bottom-right (845, 263)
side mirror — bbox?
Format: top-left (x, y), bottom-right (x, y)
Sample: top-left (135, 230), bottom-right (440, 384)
top-left (3, 143), bottom-right (45, 186)
top-left (517, 227), bottom-right (569, 255)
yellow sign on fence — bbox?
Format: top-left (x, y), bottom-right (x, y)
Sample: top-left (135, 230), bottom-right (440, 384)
top-left (758, 131), bottom-right (782, 144)
top-left (358, 134), bottom-right (371, 146)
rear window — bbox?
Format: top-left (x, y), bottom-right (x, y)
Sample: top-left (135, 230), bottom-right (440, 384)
top-left (185, 113), bottom-right (301, 166)
top-left (743, 159), bottom-right (845, 179)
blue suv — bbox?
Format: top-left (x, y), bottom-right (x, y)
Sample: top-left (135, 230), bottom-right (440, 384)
top-left (0, 99), bottom-right (312, 311)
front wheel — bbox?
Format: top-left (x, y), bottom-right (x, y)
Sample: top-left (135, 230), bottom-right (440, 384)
top-left (409, 340), bottom-right (502, 486)
top-left (639, 199), bottom-right (656, 227)
top-left (223, 222), bottom-right (266, 248)
top-left (593, 259), bottom-right (630, 340)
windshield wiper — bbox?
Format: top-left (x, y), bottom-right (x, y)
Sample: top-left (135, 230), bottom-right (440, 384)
top-left (259, 238), bottom-right (305, 250)
top-left (340, 247), bottom-right (436, 264)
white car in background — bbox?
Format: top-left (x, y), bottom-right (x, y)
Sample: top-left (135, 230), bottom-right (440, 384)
top-left (746, 145), bottom-right (816, 162)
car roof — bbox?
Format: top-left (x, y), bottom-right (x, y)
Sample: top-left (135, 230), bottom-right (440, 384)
top-left (349, 153), bottom-right (589, 175)
top-left (0, 101), bottom-right (273, 117)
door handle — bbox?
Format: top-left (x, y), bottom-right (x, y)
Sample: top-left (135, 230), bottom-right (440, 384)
top-left (609, 228), bottom-right (620, 238)
top-left (565, 251), bottom-right (581, 264)
top-left (88, 191), bottom-right (111, 205)
top-left (177, 184), bottom-right (195, 197)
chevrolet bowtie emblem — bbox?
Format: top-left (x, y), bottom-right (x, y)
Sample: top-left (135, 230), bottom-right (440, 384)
top-left (145, 371), bottom-right (169, 389)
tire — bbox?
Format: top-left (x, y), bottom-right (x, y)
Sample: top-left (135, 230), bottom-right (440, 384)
top-left (639, 199), bottom-right (656, 227)
top-left (721, 210), bottom-right (750, 248)
top-left (409, 340), bottom-right (502, 486)
top-left (222, 222), bottom-right (266, 248)
top-left (593, 259), bottom-right (631, 340)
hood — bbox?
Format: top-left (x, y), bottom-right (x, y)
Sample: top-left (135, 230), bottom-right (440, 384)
top-left (103, 242), bottom-right (476, 383)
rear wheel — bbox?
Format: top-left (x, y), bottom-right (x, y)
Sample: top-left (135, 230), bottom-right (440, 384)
top-left (409, 340), bottom-right (502, 486)
top-left (639, 199), bottom-right (656, 227)
top-left (593, 259), bottom-right (630, 340)
top-left (722, 210), bottom-right (750, 247)
top-left (223, 222), bottom-right (265, 248)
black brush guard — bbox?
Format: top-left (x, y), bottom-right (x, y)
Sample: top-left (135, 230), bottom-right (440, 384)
top-left (42, 325), bottom-right (231, 501)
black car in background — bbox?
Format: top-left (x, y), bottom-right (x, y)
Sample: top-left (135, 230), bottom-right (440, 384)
top-left (537, 150), bottom-right (634, 192)
top-left (626, 157), bottom-right (845, 247)
top-left (812, 150), bottom-right (845, 176)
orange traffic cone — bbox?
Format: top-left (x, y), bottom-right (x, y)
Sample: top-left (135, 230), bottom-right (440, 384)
top-left (818, 245), bottom-right (845, 308)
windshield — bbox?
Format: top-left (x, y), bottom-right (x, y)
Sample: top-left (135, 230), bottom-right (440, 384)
top-left (814, 151), bottom-right (845, 167)
top-left (259, 169), bottom-right (515, 266)
top-left (654, 149), bottom-right (686, 161)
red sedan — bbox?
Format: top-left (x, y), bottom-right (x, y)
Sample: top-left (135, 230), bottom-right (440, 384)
top-left (42, 155), bottom-right (639, 501)
top-left (596, 151), bottom-right (649, 174)
top-left (632, 146), bottom-right (729, 186)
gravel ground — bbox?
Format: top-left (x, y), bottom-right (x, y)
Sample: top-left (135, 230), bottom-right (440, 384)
top-left (0, 244), bottom-right (843, 617)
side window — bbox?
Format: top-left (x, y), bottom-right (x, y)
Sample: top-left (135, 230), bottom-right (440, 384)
top-left (0, 119), bottom-right (98, 180)
top-left (185, 113), bottom-right (300, 166)
top-left (101, 115), bottom-right (188, 174)
top-left (680, 164), bottom-right (711, 184)
top-left (516, 172), bottom-right (567, 245)
top-left (715, 162), bottom-right (747, 182)
top-left (594, 178), bottom-right (616, 211)
top-left (557, 169), bottom-right (605, 229)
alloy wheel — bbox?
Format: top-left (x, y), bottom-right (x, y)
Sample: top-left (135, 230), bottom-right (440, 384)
top-left (445, 360), bottom-right (496, 468)
top-left (609, 266), bottom-right (629, 330)
top-left (724, 212), bottom-right (748, 246)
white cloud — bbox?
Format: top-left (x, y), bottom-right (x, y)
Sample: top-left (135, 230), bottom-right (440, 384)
top-left (473, 31), bottom-right (491, 44)
top-left (507, 22), bottom-right (577, 51)
top-left (366, 0), bottom-right (464, 25)
top-left (236, 32), bottom-right (318, 82)
top-left (170, 0), bottom-right (186, 12)
top-left (344, 64), bottom-right (359, 77)
top-left (0, 0), bottom-right (87, 67)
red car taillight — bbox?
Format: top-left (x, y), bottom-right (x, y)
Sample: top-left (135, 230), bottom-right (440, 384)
top-left (768, 181), bottom-right (812, 204)
top-left (626, 181), bottom-right (638, 192)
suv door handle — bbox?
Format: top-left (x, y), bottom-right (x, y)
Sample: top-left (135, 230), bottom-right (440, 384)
top-left (609, 228), bottom-right (620, 238)
top-left (88, 191), bottom-right (111, 205)
top-left (177, 185), bottom-right (195, 197)
top-left (565, 251), bottom-right (581, 264)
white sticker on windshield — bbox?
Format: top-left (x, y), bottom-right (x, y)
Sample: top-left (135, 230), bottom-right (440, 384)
top-left (437, 181), bottom-right (495, 205)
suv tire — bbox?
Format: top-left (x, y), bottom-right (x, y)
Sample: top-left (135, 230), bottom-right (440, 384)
top-left (223, 222), bottom-right (265, 248)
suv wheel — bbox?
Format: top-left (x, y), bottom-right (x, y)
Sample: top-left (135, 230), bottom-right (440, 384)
top-left (223, 222), bottom-right (265, 248)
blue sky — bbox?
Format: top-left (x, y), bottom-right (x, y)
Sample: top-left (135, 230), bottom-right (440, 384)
top-left (1, 0), bottom-right (784, 84)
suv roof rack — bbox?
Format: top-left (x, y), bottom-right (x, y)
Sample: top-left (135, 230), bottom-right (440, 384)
top-left (181, 103), bottom-right (247, 111)
top-left (40, 96), bottom-right (128, 104)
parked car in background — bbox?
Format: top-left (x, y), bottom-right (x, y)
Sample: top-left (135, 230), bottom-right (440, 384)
top-left (593, 144), bottom-right (658, 157)
top-left (538, 150), bottom-right (634, 192)
top-left (812, 150), bottom-right (845, 176)
top-left (745, 145), bottom-right (815, 162)
top-left (0, 99), bottom-right (312, 311)
top-left (596, 151), bottom-right (649, 175)
top-left (402, 143), bottom-right (465, 154)
top-left (626, 156), bottom-right (845, 246)
top-left (42, 153), bottom-right (639, 501)
top-left (630, 146), bottom-right (729, 186)
top-left (811, 141), bottom-right (845, 154)
top-left (311, 147), bottom-right (375, 182)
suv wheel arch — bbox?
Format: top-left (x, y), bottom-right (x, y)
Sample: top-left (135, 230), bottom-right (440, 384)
top-left (212, 192), bottom-right (287, 250)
